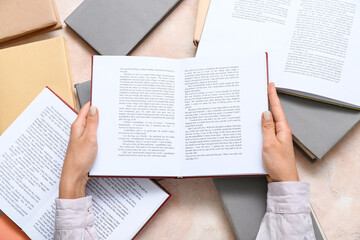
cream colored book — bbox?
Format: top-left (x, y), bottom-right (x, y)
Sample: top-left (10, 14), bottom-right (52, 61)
top-left (0, 0), bottom-right (61, 45)
top-left (193, 0), bottom-right (211, 46)
top-left (0, 37), bottom-right (76, 135)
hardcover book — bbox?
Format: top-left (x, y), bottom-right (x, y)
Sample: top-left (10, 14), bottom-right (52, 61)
top-left (65, 0), bottom-right (181, 55)
top-left (90, 55), bottom-right (269, 177)
top-left (0, 37), bottom-right (76, 135)
top-left (0, 88), bottom-right (170, 240)
top-left (0, 0), bottom-right (61, 45)
top-left (197, 0), bottom-right (360, 109)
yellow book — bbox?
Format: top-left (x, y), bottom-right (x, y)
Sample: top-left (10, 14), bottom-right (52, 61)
top-left (0, 37), bottom-right (76, 135)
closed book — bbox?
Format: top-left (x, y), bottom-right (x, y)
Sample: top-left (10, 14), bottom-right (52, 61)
top-left (279, 93), bottom-right (360, 160)
top-left (0, 0), bottom-right (61, 45)
top-left (213, 177), bottom-right (326, 240)
top-left (65, 0), bottom-right (181, 55)
top-left (0, 37), bottom-right (76, 135)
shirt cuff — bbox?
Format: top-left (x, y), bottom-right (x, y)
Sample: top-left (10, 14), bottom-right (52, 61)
top-left (55, 196), bottom-right (94, 230)
top-left (267, 182), bottom-right (310, 214)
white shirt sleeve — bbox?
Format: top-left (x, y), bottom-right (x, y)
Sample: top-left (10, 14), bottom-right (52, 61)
top-left (54, 196), bottom-right (99, 240)
top-left (256, 182), bottom-right (316, 240)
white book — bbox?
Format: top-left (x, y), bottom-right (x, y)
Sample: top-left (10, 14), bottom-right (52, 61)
top-left (197, 0), bottom-right (360, 109)
top-left (0, 88), bottom-right (170, 240)
top-left (91, 54), bottom-right (268, 177)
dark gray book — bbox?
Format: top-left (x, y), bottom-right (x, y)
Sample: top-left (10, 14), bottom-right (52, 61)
top-left (279, 93), bottom-right (360, 160)
top-left (65, 0), bottom-right (181, 55)
top-left (213, 177), bottom-right (326, 239)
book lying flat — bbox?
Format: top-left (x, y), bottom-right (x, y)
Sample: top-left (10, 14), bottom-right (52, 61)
top-left (213, 177), bottom-right (326, 239)
top-left (279, 93), bottom-right (360, 160)
top-left (65, 0), bottom-right (181, 55)
top-left (0, 0), bottom-right (61, 45)
top-left (0, 88), bottom-right (170, 240)
top-left (91, 55), bottom-right (268, 177)
top-left (0, 37), bottom-right (76, 135)
top-left (197, 0), bottom-right (360, 109)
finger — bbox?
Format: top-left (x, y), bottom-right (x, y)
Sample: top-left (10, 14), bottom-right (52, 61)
top-left (261, 111), bottom-right (276, 145)
top-left (83, 106), bottom-right (99, 142)
top-left (268, 83), bottom-right (287, 122)
top-left (71, 102), bottom-right (91, 138)
top-left (268, 83), bottom-right (289, 134)
top-left (266, 175), bottom-right (272, 183)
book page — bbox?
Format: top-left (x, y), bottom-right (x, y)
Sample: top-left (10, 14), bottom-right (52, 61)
top-left (0, 88), bottom-right (169, 240)
top-left (198, 0), bottom-right (360, 108)
top-left (91, 56), bottom-right (182, 177)
top-left (84, 178), bottom-right (168, 239)
top-left (25, 178), bottom-right (169, 240)
top-left (196, 0), bottom-right (296, 56)
top-left (0, 88), bottom-right (77, 238)
top-left (180, 54), bottom-right (268, 176)
top-left (271, 0), bottom-right (360, 108)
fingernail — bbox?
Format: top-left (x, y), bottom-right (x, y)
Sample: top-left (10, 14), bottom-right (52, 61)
top-left (90, 106), bottom-right (97, 115)
top-left (263, 111), bottom-right (271, 120)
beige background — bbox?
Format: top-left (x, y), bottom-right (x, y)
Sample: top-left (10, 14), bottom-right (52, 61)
top-left (1, 0), bottom-right (360, 239)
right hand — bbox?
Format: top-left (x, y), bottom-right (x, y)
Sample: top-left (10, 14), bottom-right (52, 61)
top-left (261, 83), bottom-right (299, 182)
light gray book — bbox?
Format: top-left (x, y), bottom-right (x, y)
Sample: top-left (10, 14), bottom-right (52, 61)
top-left (279, 93), bottom-right (360, 160)
top-left (213, 177), bottom-right (326, 240)
top-left (65, 0), bottom-right (181, 55)
top-left (75, 80), bottom-right (91, 107)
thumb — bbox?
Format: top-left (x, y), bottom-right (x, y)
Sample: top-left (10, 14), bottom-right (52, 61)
top-left (83, 106), bottom-right (99, 141)
top-left (262, 111), bottom-right (276, 144)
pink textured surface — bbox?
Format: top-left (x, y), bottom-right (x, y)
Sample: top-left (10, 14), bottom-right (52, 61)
top-left (1, 0), bottom-right (359, 239)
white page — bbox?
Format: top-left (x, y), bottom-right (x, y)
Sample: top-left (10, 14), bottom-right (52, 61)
top-left (180, 54), bottom-right (268, 176)
top-left (84, 178), bottom-right (168, 240)
top-left (198, 0), bottom-right (360, 108)
top-left (0, 88), bottom-right (77, 238)
top-left (25, 178), bottom-right (169, 240)
top-left (197, 0), bottom-right (297, 56)
top-left (271, 0), bottom-right (360, 108)
top-left (91, 56), bottom-right (182, 177)
top-left (0, 88), bottom-right (169, 239)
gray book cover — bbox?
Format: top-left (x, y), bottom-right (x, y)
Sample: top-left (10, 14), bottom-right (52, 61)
top-left (65, 0), bottom-right (181, 55)
top-left (213, 177), bottom-right (326, 240)
top-left (75, 80), bottom-right (92, 107)
top-left (279, 93), bottom-right (360, 160)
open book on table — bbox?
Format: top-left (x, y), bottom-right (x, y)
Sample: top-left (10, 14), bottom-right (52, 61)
top-left (0, 88), bottom-right (170, 240)
top-left (90, 54), bottom-right (269, 178)
top-left (197, 0), bottom-right (360, 109)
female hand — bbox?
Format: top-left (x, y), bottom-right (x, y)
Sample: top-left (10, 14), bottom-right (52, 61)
top-left (262, 83), bottom-right (299, 182)
top-left (59, 103), bottom-right (99, 199)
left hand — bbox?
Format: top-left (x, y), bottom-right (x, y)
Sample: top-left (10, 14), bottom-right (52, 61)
top-left (59, 102), bottom-right (98, 199)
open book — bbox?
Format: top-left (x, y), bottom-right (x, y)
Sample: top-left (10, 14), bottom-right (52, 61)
top-left (0, 88), bottom-right (170, 240)
top-left (91, 54), bottom-right (268, 177)
top-left (197, 0), bottom-right (360, 109)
